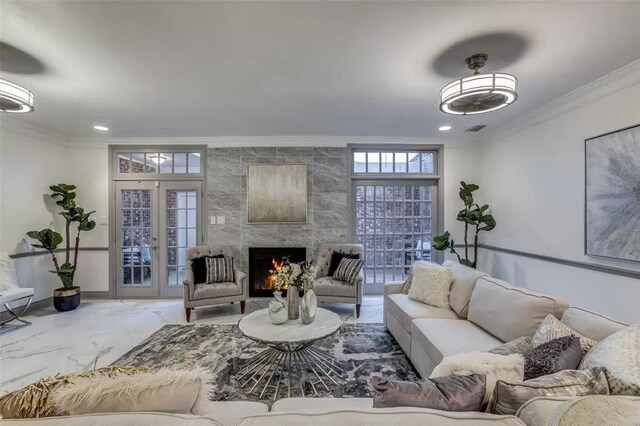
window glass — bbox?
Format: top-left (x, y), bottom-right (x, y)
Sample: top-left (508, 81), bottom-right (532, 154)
top-left (353, 152), bottom-right (366, 173)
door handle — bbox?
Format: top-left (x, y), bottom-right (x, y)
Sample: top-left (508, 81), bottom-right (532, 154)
top-left (152, 237), bottom-right (159, 251)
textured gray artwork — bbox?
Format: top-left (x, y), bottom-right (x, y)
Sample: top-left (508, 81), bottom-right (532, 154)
top-left (586, 125), bottom-right (640, 261)
top-left (114, 323), bottom-right (419, 402)
top-left (247, 163), bottom-right (307, 223)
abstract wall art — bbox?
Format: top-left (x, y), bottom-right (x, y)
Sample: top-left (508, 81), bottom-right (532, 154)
top-left (585, 124), bottom-right (640, 261)
top-left (246, 163), bottom-right (308, 223)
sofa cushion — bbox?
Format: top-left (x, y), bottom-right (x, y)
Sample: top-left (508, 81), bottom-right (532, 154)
top-left (560, 307), bottom-right (627, 342)
top-left (314, 277), bottom-right (357, 297)
top-left (385, 294), bottom-right (459, 334)
top-left (198, 401), bottom-right (269, 426)
top-left (272, 397), bottom-right (373, 412)
top-left (468, 277), bottom-right (569, 342)
top-left (442, 260), bottom-right (488, 318)
top-left (546, 395), bottom-right (640, 426)
top-left (411, 318), bottom-right (503, 366)
top-left (0, 412), bottom-right (222, 425)
top-left (533, 314), bottom-right (597, 356)
top-left (237, 409), bottom-right (526, 425)
top-left (194, 282), bottom-right (240, 299)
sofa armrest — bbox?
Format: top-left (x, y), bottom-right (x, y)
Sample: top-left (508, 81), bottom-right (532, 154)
top-left (355, 270), bottom-right (364, 304)
top-left (235, 268), bottom-right (248, 297)
top-left (384, 281), bottom-right (405, 296)
top-left (183, 267), bottom-right (195, 301)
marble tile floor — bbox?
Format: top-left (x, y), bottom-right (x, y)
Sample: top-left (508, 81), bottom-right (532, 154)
top-left (0, 296), bottom-right (383, 392)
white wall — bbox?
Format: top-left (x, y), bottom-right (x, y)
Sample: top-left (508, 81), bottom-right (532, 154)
top-left (477, 63), bottom-right (640, 324)
top-left (0, 127), bottom-right (69, 305)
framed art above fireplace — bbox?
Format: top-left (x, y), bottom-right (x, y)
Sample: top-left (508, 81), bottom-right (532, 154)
top-left (246, 163), bottom-right (308, 224)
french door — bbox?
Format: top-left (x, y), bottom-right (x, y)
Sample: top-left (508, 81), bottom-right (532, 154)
top-left (352, 180), bottom-right (438, 294)
top-left (114, 180), bottom-right (203, 298)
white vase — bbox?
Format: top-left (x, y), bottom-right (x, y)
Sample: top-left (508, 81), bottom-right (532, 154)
top-left (301, 289), bottom-right (317, 324)
top-left (268, 291), bottom-right (288, 324)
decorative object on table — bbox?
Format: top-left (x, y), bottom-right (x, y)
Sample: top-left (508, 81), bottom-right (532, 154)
top-left (523, 336), bottom-right (582, 380)
top-left (26, 183), bottom-right (96, 312)
top-left (246, 163), bottom-right (307, 224)
top-left (580, 324), bottom-right (640, 395)
top-left (532, 314), bottom-right (597, 356)
top-left (430, 351), bottom-right (524, 403)
top-left (270, 257), bottom-right (302, 320)
top-left (371, 374), bottom-right (486, 411)
top-left (407, 261), bottom-right (454, 308)
top-left (267, 288), bottom-right (288, 325)
top-left (439, 53), bottom-right (518, 116)
top-left (432, 181), bottom-right (495, 268)
top-left (487, 368), bottom-right (610, 415)
top-left (298, 260), bottom-right (317, 324)
top-left (585, 124), bottom-right (640, 262)
top-left (237, 308), bottom-right (343, 400)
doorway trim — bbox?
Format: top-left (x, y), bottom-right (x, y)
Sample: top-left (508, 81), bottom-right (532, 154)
top-left (108, 145), bottom-right (207, 299)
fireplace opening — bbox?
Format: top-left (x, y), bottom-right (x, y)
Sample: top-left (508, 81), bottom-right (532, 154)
top-left (249, 247), bottom-right (306, 297)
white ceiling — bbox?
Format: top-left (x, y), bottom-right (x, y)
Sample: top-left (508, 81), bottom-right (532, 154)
top-left (1, 1), bottom-right (640, 139)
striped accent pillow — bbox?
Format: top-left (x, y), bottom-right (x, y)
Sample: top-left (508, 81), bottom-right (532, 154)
top-left (205, 256), bottom-right (235, 283)
top-left (333, 257), bottom-right (364, 285)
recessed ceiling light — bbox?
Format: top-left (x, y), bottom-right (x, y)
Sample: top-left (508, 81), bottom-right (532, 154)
top-left (438, 125), bottom-right (452, 131)
top-left (93, 125), bottom-right (109, 131)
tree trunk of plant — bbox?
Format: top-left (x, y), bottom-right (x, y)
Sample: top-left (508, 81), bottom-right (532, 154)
top-left (72, 234), bottom-right (80, 281)
top-left (473, 225), bottom-right (479, 268)
top-left (464, 221), bottom-right (469, 260)
top-left (51, 252), bottom-right (61, 272)
top-left (65, 221), bottom-right (71, 264)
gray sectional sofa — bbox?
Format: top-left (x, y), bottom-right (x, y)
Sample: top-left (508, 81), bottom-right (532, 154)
top-left (384, 260), bottom-right (628, 378)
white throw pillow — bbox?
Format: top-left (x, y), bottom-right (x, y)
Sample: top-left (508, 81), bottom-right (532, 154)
top-left (580, 325), bottom-right (640, 395)
top-left (50, 368), bottom-right (211, 415)
top-left (431, 351), bottom-right (525, 403)
top-left (407, 261), bottom-right (454, 308)
top-left (0, 252), bottom-right (18, 291)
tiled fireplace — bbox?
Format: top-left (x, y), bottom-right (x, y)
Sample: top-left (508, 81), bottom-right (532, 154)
top-left (248, 247), bottom-right (307, 297)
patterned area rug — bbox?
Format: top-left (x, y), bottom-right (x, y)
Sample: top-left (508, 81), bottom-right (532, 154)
top-left (114, 323), bottom-right (419, 402)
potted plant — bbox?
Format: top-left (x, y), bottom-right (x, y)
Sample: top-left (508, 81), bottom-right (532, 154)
top-left (432, 181), bottom-right (495, 269)
top-left (27, 184), bottom-right (96, 312)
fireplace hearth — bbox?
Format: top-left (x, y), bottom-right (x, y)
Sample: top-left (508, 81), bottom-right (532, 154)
top-left (249, 247), bottom-right (307, 298)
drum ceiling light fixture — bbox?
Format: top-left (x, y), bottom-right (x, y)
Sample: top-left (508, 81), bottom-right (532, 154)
top-left (439, 53), bottom-right (517, 115)
top-left (0, 78), bottom-right (34, 113)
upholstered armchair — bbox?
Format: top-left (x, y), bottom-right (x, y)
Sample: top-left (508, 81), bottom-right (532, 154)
top-left (182, 245), bottom-right (248, 322)
top-left (313, 243), bottom-right (364, 318)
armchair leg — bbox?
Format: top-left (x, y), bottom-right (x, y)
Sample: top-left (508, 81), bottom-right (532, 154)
top-left (185, 308), bottom-right (192, 322)
top-left (355, 304), bottom-right (361, 318)
top-left (240, 300), bottom-right (246, 314)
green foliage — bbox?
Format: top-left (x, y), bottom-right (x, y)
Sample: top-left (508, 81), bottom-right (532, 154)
top-left (432, 181), bottom-right (496, 269)
top-left (27, 183), bottom-right (95, 289)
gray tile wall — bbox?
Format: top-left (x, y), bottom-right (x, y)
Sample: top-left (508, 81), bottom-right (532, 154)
top-left (207, 147), bottom-right (348, 270)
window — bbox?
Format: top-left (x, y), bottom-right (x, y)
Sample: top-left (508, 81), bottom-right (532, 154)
top-left (116, 151), bottom-right (202, 175)
top-left (352, 150), bottom-right (436, 174)
top-left (349, 145), bottom-right (443, 294)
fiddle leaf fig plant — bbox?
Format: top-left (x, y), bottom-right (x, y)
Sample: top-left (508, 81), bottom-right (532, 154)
top-left (27, 184), bottom-right (96, 289)
top-left (433, 181), bottom-right (495, 269)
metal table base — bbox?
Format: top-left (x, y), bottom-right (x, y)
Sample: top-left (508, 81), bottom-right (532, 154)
top-left (236, 342), bottom-right (343, 400)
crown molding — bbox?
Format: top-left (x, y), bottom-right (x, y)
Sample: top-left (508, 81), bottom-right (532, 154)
top-left (0, 115), bottom-right (68, 147)
top-left (67, 135), bottom-right (474, 149)
top-left (480, 59), bottom-right (640, 143)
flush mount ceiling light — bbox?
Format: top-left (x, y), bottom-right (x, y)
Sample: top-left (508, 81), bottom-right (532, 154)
top-left (440, 53), bottom-right (518, 115)
top-left (0, 78), bottom-right (34, 113)
top-left (438, 125), bottom-right (452, 131)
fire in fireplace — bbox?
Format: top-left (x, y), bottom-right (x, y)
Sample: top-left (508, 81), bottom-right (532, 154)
top-left (249, 247), bottom-right (306, 297)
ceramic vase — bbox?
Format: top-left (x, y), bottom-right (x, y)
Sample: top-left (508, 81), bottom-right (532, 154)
top-left (287, 286), bottom-right (300, 320)
top-left (268, 290), bottom-right (288, 324)
top-left (301, 289), bottom-right (317, 324)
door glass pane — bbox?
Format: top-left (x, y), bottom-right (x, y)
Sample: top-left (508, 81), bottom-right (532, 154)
top-left (354, 184), bottom-right (433, 286)
top-left (166, 190), bottom-right (197, 287)
top-left (120, 189), bottom-right (152, 286)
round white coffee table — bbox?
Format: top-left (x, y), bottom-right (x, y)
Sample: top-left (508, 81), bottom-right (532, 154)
top-left (237, 307), bottom-right (343, 400)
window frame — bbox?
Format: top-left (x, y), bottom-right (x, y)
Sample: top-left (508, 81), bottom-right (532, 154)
top-left (350, 147), bottom-right (439, 176)
top-left (111, 146), bottom-right (207, 180)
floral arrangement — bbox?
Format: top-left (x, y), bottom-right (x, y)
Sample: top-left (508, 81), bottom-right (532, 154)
top-left (297, 260), bottom-right (316, 291)
top-left (270, 257), bottom-right (301, 290)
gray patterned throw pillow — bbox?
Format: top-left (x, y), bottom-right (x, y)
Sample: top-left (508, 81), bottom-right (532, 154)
top-left (333, 257), bottom-right (364, 285)
top-left (205, 256), bottom-right (235, 283)
top-left (523, 336), bottom-right (582, 380)
top-left (490, 336), bottom-right (535, 356)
